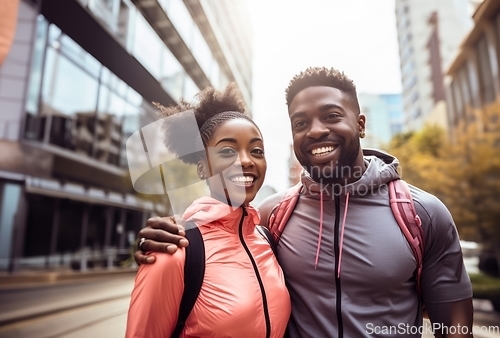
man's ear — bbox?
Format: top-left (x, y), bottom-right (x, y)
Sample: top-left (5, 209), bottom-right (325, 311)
top-left (357, 114), bottom-right (366, 134)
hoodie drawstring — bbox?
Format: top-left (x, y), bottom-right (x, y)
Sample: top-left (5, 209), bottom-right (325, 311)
top-left (337, 192), bottom-right (349, 278)
top-left (314, 190), bottom-right (324, 269)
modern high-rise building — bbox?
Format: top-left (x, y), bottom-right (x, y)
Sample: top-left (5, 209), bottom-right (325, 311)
top-left (395, 0), bottom-right (473, 131)
top-left (359, 93), bottom-right (404, 149)
top-left (0, 0), bottom-right (252, 271)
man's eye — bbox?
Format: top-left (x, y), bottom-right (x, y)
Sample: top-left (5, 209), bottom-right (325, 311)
top-left (295, 121), bottom-right (307, 128)
top-left (326, 112), bottom-right (340, 119)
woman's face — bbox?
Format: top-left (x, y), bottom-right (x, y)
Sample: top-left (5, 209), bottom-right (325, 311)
top-left (200, 118), bottom-right (266, 206)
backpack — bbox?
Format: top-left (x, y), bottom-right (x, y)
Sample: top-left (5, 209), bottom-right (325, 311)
top-left (172, 222), bottom-right (276, 338)
top-left (268, 179), bottom-right (425, 298)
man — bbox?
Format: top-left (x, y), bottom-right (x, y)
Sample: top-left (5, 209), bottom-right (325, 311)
top-left (135, 67), bottom-right (473, 337)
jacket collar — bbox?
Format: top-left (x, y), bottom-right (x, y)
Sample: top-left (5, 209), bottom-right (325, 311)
top-left (183, 196), bottom-right (260, 235)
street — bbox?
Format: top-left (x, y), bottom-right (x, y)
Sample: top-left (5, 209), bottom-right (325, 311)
top-left (0, 275), bottom-right (134, 338)
top-left (0, 298), bottom-right (129, 338)
top-left (0, 275), bottom-right (498, 338)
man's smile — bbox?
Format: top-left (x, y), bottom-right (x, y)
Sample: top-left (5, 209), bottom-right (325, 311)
top-left (310, 145), bottom-right (337, 157)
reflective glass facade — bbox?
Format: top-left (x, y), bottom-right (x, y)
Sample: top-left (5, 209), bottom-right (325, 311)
top-left (24, 17), bottom-right (157, 168)
top-left (0, 0), bottom-right (252, 271)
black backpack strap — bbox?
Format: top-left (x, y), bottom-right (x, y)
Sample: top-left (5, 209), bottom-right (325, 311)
top-left (256, 225), bottom-right (278, 256)
top-left (171, 223), bottom-right (205, 338)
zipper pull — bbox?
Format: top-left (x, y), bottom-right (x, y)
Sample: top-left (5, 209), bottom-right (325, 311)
top-left (242, 206), bottom-right (248, 216)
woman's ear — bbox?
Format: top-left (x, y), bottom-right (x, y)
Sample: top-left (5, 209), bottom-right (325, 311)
top-left (197, 162), bottom-right (206, 179)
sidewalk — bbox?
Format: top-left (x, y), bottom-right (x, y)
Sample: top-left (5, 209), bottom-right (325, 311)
top-left (0, 266), bottom-right (137, 289)
top-left (0, 266), bottom-right (137, 326)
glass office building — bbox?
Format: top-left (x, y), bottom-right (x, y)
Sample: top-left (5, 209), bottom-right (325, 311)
top-left (0, 0), bottom-right (252, 271)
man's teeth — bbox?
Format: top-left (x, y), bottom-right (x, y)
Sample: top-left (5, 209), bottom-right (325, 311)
top-left (311, 146), bottom-right (334, 156)
top-left (230, 176), bottom-right (254, 183)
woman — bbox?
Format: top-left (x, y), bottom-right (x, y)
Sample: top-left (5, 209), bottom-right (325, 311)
top-left (125, 84), bottom-right (291, 338)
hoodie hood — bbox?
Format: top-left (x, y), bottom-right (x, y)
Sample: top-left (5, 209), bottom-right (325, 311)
top-left (301, 148), bottom-right (400, 198)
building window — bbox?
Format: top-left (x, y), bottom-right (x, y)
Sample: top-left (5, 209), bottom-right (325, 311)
top-left (411, 107), bottom-right (421, 119)
top-left (87, 0), bottom-right (121, 32)
top-left (183, 75), bottom-right (199, 101)
top-left (467, 56), bottom-right (481, 107)
top-left (451, 80), bottom-right (464, 125)
top-left (445, 84), bottom-right (456, 127)
top-left (406, 76), bottom-right (417, 91)
top-left (410, 90), bottom-right (419, 103)
top-left (160, 46), bottom-right (185, 102)
top-left (168, 0), bottom-right (194, 47)
top-left (24, 21), bottom-right (156, 168)
top-left (458, 66), bottom-right (472, 115)
top-left (477, 36), bottom-right (495, 104)
top-left (41, 44), bottom-right (100, 150)
top-left (191, 25), bottom-right (214, 79)
top-left (131, 15), bottom-right (163, 79)
top-left (24, 16), bottom-right (49, 142)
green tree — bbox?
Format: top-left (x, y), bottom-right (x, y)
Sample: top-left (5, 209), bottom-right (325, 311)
top-left (447, 102), bottom-right (500, 273)
top-left (387, 102), bottom-right (500, 274)
top-left (387, 124), bottom-right (454, 204)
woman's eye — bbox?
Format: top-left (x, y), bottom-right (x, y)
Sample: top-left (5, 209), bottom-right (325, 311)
top-left (252, 148), bottom-right (265, 155)
top-left (219, 148), bottom-right (236, 155)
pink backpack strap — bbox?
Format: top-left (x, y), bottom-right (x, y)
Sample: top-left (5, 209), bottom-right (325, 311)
top-left (389, 179), bottom-right (425, 298)
top-left (268, 183), bottom-right (302, 243)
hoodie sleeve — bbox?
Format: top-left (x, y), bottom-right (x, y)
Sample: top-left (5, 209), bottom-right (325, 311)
top-left (413, 190), bottom-right (473, 305)
top-left (126, 250), bottom-right (186, 338)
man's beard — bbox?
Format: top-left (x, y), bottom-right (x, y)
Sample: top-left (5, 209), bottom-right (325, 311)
top-left (299, 138), bottom-right (361, 184)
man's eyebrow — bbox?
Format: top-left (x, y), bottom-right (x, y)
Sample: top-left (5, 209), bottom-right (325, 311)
top-left (289, 111), bottom-right (307, 120)
top-left (290, 104), bottom-right (346, 119)
top-left (319, 104), bottom-right (345, 112)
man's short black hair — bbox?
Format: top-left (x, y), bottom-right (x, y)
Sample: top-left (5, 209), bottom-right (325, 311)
top-left (285, 67), bottom-right (360, 113)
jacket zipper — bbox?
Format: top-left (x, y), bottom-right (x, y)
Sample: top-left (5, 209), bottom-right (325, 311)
top-left (334, 194), bottom-right (343, 338)
top-left (238, 207), bottom-right (271, 338)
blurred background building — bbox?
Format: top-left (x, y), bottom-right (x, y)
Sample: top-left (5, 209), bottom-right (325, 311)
top-left (358, 93), bottom-right (404, 149)
top-left (395, 0), bottom-right (473, 131)
top-left (445, 0), bottom-right (500, 135)
top-left (0, 0), bottom-right (252, 271)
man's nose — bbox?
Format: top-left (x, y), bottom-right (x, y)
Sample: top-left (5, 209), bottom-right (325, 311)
top-left (306, 119), bottom-right (329, 139)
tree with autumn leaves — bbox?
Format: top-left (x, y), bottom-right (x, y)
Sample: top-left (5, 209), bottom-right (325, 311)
top-left (386, 101), bottom-right (500, 275)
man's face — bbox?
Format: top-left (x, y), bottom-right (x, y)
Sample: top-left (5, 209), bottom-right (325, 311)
top-left (288, 86), bottom-right (365, 183)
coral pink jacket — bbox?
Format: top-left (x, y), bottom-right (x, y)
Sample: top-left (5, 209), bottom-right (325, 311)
top-left (126, 197), bottom-right (291, 338)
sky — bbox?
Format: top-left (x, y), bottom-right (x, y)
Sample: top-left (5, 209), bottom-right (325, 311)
top-left (249, 0), bottom-right (403, 192)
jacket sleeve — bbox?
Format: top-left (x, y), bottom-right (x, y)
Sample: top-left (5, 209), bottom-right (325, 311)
top-left (0, 0), bottom-right (19, 66)
top-left (126, 250), bottom-right (186, 338)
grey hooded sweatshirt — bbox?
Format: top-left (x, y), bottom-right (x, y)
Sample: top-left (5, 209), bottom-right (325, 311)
top-left (262, 149), bottom-right (472, 338)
